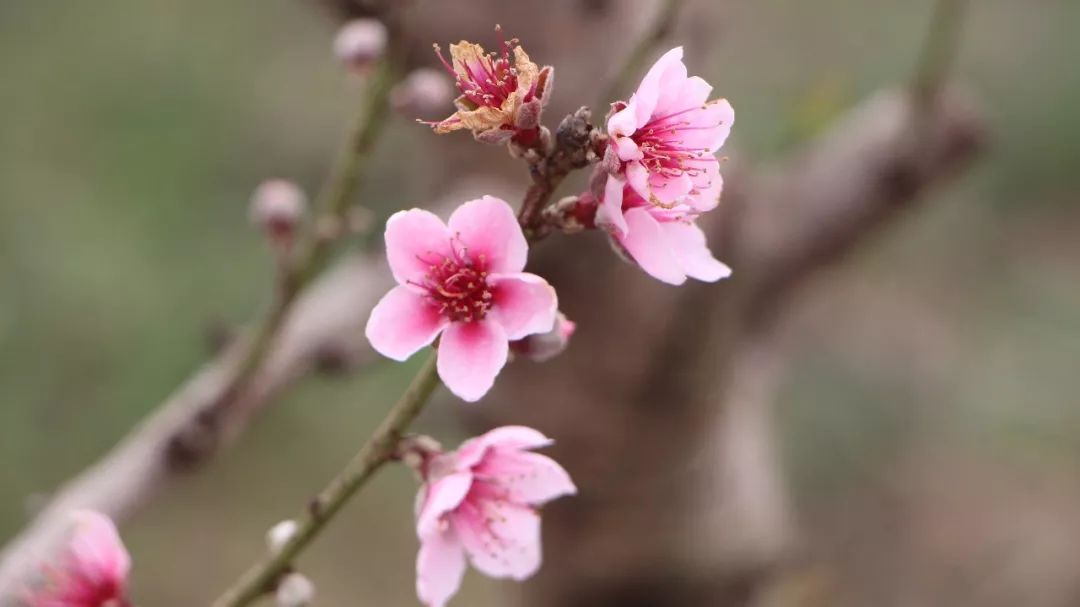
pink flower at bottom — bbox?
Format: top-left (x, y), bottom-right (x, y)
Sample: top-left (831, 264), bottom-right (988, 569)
top-left (29, 511), bottom-right (131, 607)
top-left (413, 426), bottom-right (576, 607)
top-left (593, 182), bottom-right (731, 285)
top-left (365, 196), bottom-right (558, 402)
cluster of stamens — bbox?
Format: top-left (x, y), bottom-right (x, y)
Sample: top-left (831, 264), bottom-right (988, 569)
top-left (412, 241), bottom-right (493, 323)
top-left (634, 105), bottom-right (720, 178)
top-left (434, 28), bottom-right (531, 109)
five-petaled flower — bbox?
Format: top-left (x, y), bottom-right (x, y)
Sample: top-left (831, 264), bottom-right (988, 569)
top-left (365, 196), bottom-right (558, 402)
top-left (595, 47), bottom-right (734, 284)
top-left (28, 511), bottom-right (131, 607)
top-left (413, 426), bottom-right (576, 607)
top-left (429, 28), bottom-right (553, 146)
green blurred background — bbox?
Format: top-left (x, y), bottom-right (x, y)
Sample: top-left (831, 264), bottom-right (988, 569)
top-left (1, 0), bottom-right (1078, 604)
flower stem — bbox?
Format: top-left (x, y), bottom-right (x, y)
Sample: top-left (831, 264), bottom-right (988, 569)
top-left (211, 352), bottom-right (441, 607)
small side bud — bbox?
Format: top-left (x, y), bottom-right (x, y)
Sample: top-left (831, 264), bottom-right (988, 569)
top-left (250, 180), bottom-right (306, 247)
top-left (266, 519), bottom-right (299, 554)
top-left (396, 435), bottom-right (443, 478)
top-left (391, 68), bottom-right (453, 118)
top-left (276, 572), bottom-right (315, 607)
top-left (511, 312), bottom-right (576, 362)
top-left (333, 19), bottom-right (387, 72)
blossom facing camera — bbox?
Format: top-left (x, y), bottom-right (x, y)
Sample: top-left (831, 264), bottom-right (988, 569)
top-left (365, 196), bottom-right (558, 401)
top-left (28, 511), bottom-right (131, 607)
top-left (511, 311), bottom-right (576, 362)
top-left (333, 19), bottom-right (388, 71)
top-left (594, 183), bottom-right (731, 285)
top-left (430, 28), bottom-right (553, 145)
top-left (413, 426), bottom-right (576, 607)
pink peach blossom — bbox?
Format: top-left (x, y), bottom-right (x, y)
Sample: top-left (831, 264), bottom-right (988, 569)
top-left (595, 183), bottom-right (731, 285)
top-left (28, 511), bottom-right (131, 607)
top-left (510, 311), bottom-right (576, 362)
top-left (413, 426), bottom-right (576, 607)
top-left (598, 46), bottom-right (734, 236)
top-left (365, 196), bottom-right (558, 401)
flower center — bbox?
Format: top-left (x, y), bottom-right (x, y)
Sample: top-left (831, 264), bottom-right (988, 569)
top-left (413, 244), bottom-right (493, 323)
top-left (435, 29), bottom-right (525, 110)
top-left (631, 105), bottom-right (718, 179)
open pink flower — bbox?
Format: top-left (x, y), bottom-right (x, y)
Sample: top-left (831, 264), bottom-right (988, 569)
top-left (365, 196), bottom-right (557, 401)
top-left (598, 46), bottom-right (734, 235)
top-left (413, 426), bottom-right (576, 607)
top-left (29, 511), bottom-right (131, 607)
top-left (594, 182), bottom-right (731, 285)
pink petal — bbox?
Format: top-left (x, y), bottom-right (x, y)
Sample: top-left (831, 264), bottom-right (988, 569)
top-left (366, 285), bottom-right (448, 362)
top-left (452, 498), bottom-right (542, 580)
top-left (632, 47), bottom-right (685, 128)
top-left (385, 209), bottom-right (453, 286)
top-left (661, 221), bottom-right (732, 282)
top-left (618, 208), bottom-right (686, 285)
top-left (624, 161), bottom-right (652, 205)
top-left (437, 320), bottom-right (509, 402)
top-left (447, 196), bottom-right (528, 274)
top-left (417, 472), bottom-right (474, 539)
top-left (707, 98), bottom-right (735, 152)
top-left (647, 171), bottom-right (694, 207)
top-left (416, 526), bottom-right (467, 607)
top-left (594, 175), bottom-right (629, 236)
top-left (455, 425), bottom-right (555, 469)
top-left (475, 451), bottom-right (576, 505)
top-left (489, 273), bottom-right (557, 341)
top-left (606, 101), bottom-right (639, 138)
top-left (68, 511), bottom-right (130, 585)
top-left (613, 136), bottom-right (642, 161)
top-left (688, 160), bottom-right (724, 212)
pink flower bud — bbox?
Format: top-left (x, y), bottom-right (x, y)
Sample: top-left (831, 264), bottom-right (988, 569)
top-left (391, 68), bottom-right (454, 118)
top-left (511, 312), bottom-right (576, 362)
top-left (29, 510), bottom-right (131, 607)
top-left (275, 572), bottom-right (315, 607)
top-left (333, 19), bottom-right (387, 72)
top-left (250, 180), bottom-right (307, 245)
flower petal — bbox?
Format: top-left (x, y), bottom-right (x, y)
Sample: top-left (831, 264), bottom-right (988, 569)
top-left (618, 208), bottom-right (686, 285)
top-left (595, 175), bottom-right (629, 236)
top-left (366, 286), bottom-right (448, 362)
top-left (437, 320), bottom-right (509, 402)
top-left (489, 273), bottom-right (557, 341)
top-left (447, 196), bottom-right (528, 274)
top-left (632, 47), bottom-right (685, 128)
top-left (475, 451), bottom-right (576, 505)
top-left (68, 511), bottom-right (130, 584)
top-left (417, 472), bottom-right (474, 539)
top-left (385, 209), bottom-right (453, 286)
top-left (661, 221), bottom-right (732, 282)
top-left (453, 499), bottom-right (542, 580)
top-left (416, 526), bottom-right (467, 607)
top-left (455, 425), bottom-right (555, 469)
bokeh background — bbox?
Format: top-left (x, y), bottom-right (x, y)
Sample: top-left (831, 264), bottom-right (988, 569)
top-left (2, 0), bottom-right (1078, 605)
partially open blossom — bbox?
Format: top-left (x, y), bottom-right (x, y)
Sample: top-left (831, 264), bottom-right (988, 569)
top-left (511, 311), bottom-right (576, 362)
top-left (591, 182), bottom-right (731, 285)
top-left (250, 179), bottom-right (307, 246)
top-left (430, 28), bottom-right (553, 145)
top-left (594, 46), bottom-right (734, 284)
top-left (413, 426), bottom-right (576, 607)
top-left (365, 196), bottom-right (557, 401)
top-left (333, 19), bottom-right (387, 71)
top-left (28, 511), bottom-right (131, 607)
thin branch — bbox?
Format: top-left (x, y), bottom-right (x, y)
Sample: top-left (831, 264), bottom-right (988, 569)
top-left (211, 353), bottom-right (442, 607)
top-left (911, 0), bottom-right (969, 107)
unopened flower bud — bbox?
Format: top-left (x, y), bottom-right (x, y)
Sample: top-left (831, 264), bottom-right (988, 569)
top-left (266, 519), bottom-right (299, 554)
top-left (396, 435), bottom-right (443, 477)
top-left (276, 572), bottom-right (315, 607)
top-left (250, 180), bottom-right (306, 245)
top-left (511, 312), bottom-right (576, 362)
top-left (333, 19), bottom-right (387, 72)
top-left (391, 68), bottom-right (453, 118)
